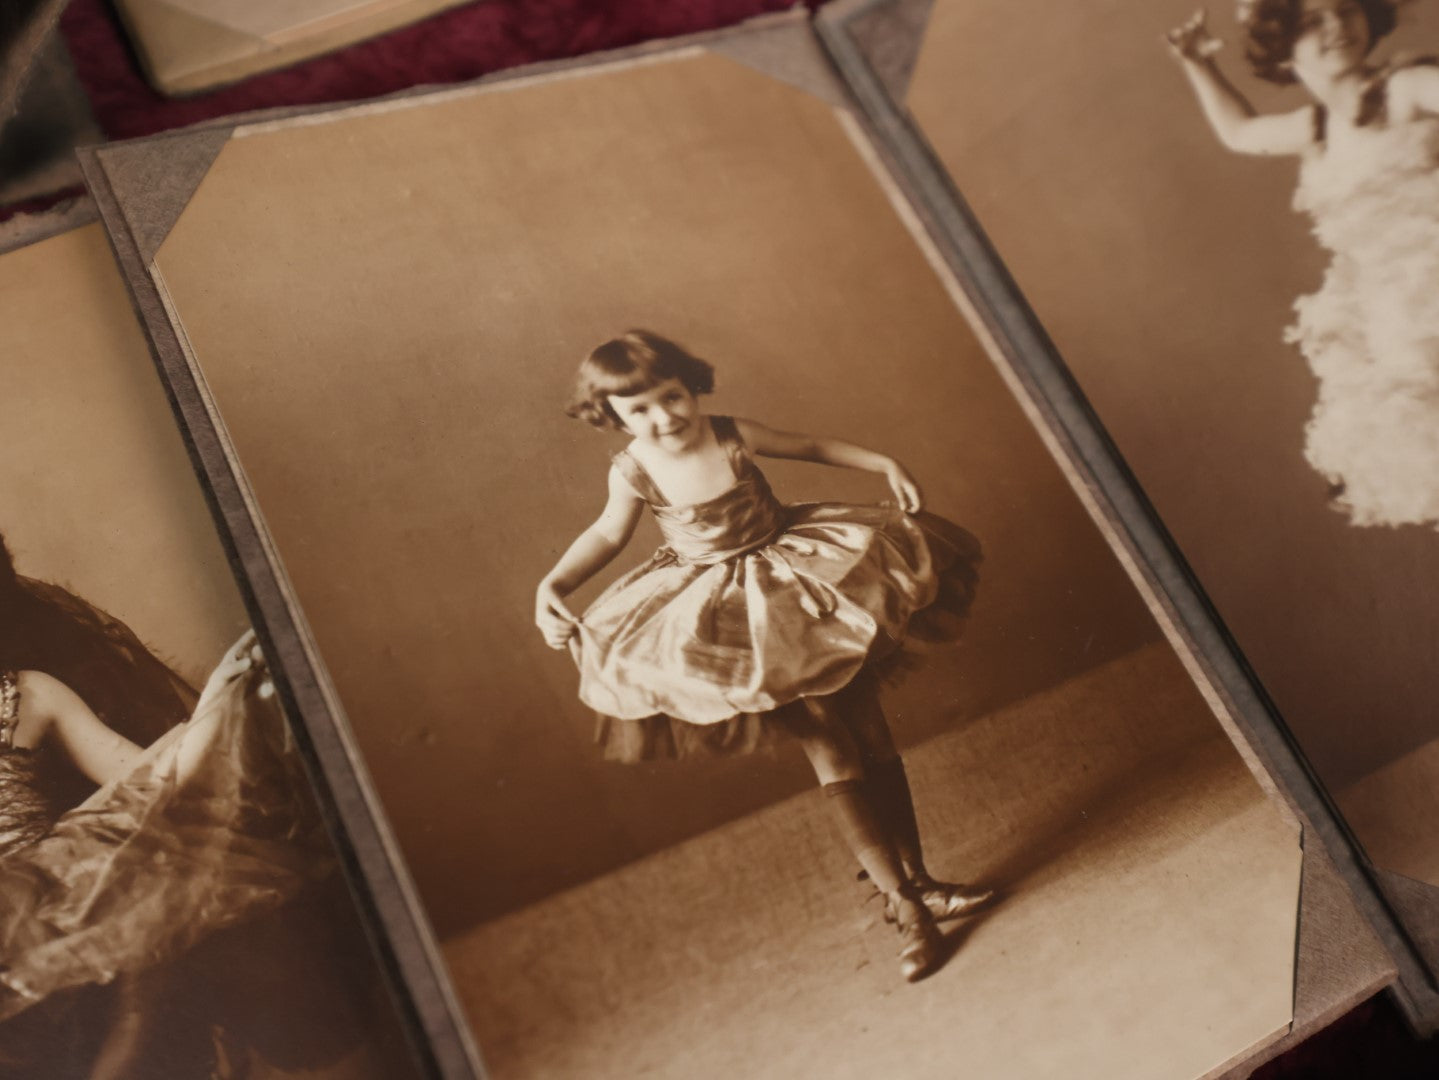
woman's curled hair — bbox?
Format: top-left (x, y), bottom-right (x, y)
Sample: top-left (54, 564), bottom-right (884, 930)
top-left (1240, 0), bottom-right (1398, 83)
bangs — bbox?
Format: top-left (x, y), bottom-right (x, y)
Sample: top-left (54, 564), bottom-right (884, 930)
top-left (586, 361), bottom-right (669, 401)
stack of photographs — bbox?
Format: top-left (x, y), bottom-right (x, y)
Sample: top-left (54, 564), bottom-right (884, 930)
top-left (3, 6), bottom-right (1435, 1078)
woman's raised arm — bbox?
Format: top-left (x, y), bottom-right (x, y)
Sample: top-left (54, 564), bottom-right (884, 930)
top-left (1167, 10), bottom-right (1314, 155)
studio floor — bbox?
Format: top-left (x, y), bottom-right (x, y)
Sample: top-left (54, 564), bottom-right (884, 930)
top-left (444, 642), bottom-right (1302, 1080)
top-left (1339, 739), bottom-right (1439, 889)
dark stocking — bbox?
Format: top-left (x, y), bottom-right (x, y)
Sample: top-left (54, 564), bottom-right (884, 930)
top-left (866, 756), bottom-right (926, 882)
top-left (821, 779), bottom-right (906, 895)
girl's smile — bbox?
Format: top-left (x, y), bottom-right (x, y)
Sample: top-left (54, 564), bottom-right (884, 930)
top-left (608, 378), bottom-right (703, 450)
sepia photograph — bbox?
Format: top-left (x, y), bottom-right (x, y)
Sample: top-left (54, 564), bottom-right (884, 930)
top-left (899, 0), bottom-right (1439, 899)
top-left (0, 224), bottom-right (422, 1080)
top-left (91, 26), bottom-right (1324, 1078)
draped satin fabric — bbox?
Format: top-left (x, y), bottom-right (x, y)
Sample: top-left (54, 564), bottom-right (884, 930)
top-left (573, 417), bottom-right (979, 762)
top-left (0, 663), bottom-right (323, 1019)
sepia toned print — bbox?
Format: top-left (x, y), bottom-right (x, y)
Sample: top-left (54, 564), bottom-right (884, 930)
top-left (540, 330), bottom-right (991, 982)
top-left (0, 225), bottom-right (421, 1080)
top-left (905, 0), bottom-right (1439, 893)
top-left (119, 36), bottom-right (1308, 1079)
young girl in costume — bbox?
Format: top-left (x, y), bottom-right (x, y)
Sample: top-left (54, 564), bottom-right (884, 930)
top-left (535, 330), bottom-right (991, 982)
top-left (1168, 0), bottom-right (1439, 529)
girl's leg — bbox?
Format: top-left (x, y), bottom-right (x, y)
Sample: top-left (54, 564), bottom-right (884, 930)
top-left (826, 675), bottom-right (923, 878)
top-left (782, 697), bottom-right (903, 893)
top-left (781, 698), bottom-right (941, 981)
top-left (831, 675), bottom-right (993, 918)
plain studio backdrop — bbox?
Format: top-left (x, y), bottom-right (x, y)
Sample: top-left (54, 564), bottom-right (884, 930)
top-left (149, 50), bottom-right (1221, 936)
top-left (1, 225), bottom-right (247, 685)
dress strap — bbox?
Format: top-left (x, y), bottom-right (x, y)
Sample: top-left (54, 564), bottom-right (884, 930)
top-left (1311, 103), bottom-right (1327, 145)
top-left (1, 671), bottom-right (20, 750)
top-left (709, 415), bottom-right (750, 476)
top-left (612, 449), bottom-right (669, 506)
top-left (1354, 57), bottom-right (1439, 128)
top-left (1357, 76), bottom-right (1388, 127)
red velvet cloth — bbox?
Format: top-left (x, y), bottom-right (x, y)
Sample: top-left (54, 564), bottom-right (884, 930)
top-left (60, 0), bottom-right (817, 140)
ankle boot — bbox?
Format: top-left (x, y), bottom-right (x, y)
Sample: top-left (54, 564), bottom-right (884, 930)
top-left (890, 885), bottom-right (944, 982)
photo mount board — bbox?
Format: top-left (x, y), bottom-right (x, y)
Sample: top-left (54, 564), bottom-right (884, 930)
top-left (813, 0), bottom-right (1439, 1034)
top-left (75, 9), bottom-right (1403, 1076)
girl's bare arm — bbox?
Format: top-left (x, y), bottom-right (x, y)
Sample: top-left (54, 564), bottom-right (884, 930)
top-left (733, 417), bottom-right (923, 512)
top-left (1167, 11), bottom-right (1313, 155)
top-left (13, 670), bottom-right (143, 786)
top-left (541, 466), bottom-right (645, 595)
top-left (536, 467), bottom-right (645, 648)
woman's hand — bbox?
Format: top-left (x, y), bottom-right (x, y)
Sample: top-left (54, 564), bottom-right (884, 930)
top-left (196, 629), bottom-right (263, 710)
top-left (884, 461), bottom-right (924, 514)
top-left (535, 581), bottom-right (579, 650)
top-left (1166, 9), bottom-right (1223, 63)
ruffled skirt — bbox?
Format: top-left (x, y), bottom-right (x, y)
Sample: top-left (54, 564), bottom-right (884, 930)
top-left (1289, 125), bottom-right (1439, 528)
top-left (575, 505), bottom-right (980, 762)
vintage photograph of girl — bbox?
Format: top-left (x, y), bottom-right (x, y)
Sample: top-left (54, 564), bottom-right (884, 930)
top-left (901, 0), bottom-right (1439, 900)
top-left (536, 329), bottom-right (989, 982)
top-left (0, 225), bottom-right (421, 1080)
top-left (117, 42), bottom-right (1308, 1079)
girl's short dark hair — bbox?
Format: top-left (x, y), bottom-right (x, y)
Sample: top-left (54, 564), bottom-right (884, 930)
top-left (566, 329), bottom-right (716, 430)
top-left (1242, 0), bottom-right (1397, 83)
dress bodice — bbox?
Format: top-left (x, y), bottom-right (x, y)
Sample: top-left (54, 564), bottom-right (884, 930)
top-left (0, 670), bottom-right (55, 858)
top-left (1, 669), bottom-right (19, 750)
top-left (1296, 62), bottom-right (1439, 239)
top-left (613, 416), bottom-right (786, 565)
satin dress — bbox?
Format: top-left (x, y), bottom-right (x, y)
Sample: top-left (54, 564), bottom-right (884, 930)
top-left (572, 416), bottom-right (979, 762)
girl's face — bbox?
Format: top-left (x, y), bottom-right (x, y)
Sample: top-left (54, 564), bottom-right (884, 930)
top-left (1291, 0), bottom-right (1371, 77)
top-left (608, 377), bottom-right (702, 451)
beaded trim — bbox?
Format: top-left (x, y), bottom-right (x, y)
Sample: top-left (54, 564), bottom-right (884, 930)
top-left (0, 671), bottom-right (18, 750)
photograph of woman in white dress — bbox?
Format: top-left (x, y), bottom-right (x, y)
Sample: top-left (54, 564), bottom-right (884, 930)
top-left (1169, 0), bottom-right (1439, 528)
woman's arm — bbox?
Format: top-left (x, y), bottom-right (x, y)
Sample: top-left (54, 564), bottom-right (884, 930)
top-left (535, 466), bottom-right (645, 648)
top-left (1167, 11), bottom-right (1314, 155)
top-left (733, 417), bottom-right (923, 513)
top-left (12, 670), bottom-right (143, 786)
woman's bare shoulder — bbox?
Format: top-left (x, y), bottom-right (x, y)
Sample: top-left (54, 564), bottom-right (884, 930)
top-left (9, 670), bottom-right (72, 747)
top-left (14, 669), bottom-right (66, 703)
top-left (12, 670), bottom-right (88, 720)
top-left (1386, 58), bottom-right (1439, 117)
